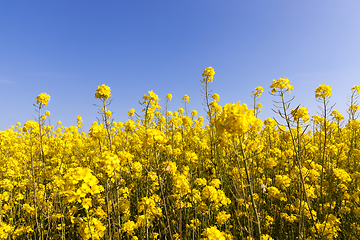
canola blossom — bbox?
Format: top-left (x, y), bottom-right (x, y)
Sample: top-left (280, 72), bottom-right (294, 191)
top-left (269, 77), bottom-right (294, 93)
top-left (291, 106), bottom-right (310, 122)
top-left (95, 84), bottom-right (112, 100)
top-left (202, 66), bottom-right (215, 82)
top-left (36, 92), bottom-right (51, 106)
top-left (1, 68), bottom-right (360, 239)
top-left (315, 84), bottom-right (332, 99)
top-left (165, 93), bottom-right (172, 101)
top-left (216, 102), bottom-right (263, 135)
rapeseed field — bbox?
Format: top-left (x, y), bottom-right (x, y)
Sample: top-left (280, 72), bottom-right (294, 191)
top-left (1, 67), bottom-right (359, 239)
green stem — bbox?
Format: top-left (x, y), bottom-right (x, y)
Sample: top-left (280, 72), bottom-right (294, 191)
top-left (238, 136), bottom-right (262, 239)
top-left (85, 208), bottom-right (94, 240)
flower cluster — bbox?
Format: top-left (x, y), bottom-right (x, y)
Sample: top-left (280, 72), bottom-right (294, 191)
top-left (315, 84), bottom-right (332, 99)
top-left (252, 86), bottom-right (264, 98)
top-left (291, 106), bottom-right (309, 122)
top-left (269, 77), bottom-right (294, 93)
top-left (95, 84), bottom-right (112, 100)
top-left (216, 102), bottom-right (263, 135)
top-left (36, 92), bottom-right (51, 106)
top-left (202, 66), bottom-right (215, 82)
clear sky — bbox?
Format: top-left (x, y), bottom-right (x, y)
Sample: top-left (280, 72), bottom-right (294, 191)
top-left (1, 1), bottom-right (360, 131)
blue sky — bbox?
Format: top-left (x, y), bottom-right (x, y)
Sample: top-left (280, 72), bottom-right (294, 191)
top-left (1, 1), bottom-right (360, 131)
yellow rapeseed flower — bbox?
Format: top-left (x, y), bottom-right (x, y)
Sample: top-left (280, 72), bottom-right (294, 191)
top-left (202, 67), bottom-right (215, 83)
top-left (315, 84), bottom-right (332, 99)
top-left (128, 108), bottom-right (135, 117)
top-left (269, 77), bottom-right (294, 93)
top-left (182, 94), bottom-right (189, 103)
top-left (252, 86), bottom-right (263, 97)
top-left (349, 104), bottom-right (359, 113)
top-left (291, 106), bottom-right (309, 122)
top-left (216, 102), bottom-right (263, 135)
top-left (95, 84), bottom-right (111, 100)
top-left (123, 220), bottom-right (136, 235)
top-left (201, 226), bottom-right (225, 240)
top-left (165, 93), bottom-right (172, 101)
top-left (212, 93), bottom-right (220, 102)
top-left (77, 116), bottom-right (83, 124)
top-left (331, 110), bottom-right (344, 122)
top-left (351, 85), bottom-right (360, 94)
top-left (36, 93), bottom-right (51, 106)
